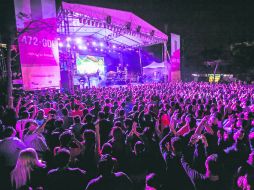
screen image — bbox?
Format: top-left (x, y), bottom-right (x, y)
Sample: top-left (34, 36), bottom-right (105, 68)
top-left (76, 55), bottom-right (105, 75)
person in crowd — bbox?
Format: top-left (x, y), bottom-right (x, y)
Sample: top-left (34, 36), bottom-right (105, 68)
top-left (46, 148), bottom-right (88, 190)
top-left (181, 153), bottom-right (224, 190)
top-left (11, 148), bottom-right (47, 190)
top-left (0, 127), bottom-right (27, 189)
top-left (0, 127), bottom-right (26, 169)
top-left (23, 121), bottom-right (49, 157)
top-left (85, 154), bottom-right (133, 190)
top-left (0, 82), bottom-right (252, 190)
top-left (70, 116), bottom-right (84, 141)
top-left (61, 108), bottom-right (73, 129)
top-left (35, 109), bottom-right (46, 126)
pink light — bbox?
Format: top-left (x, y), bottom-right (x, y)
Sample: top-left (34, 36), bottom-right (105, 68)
top-left (78, 45), bottom-right (87, 50)
top-left (100, 48), bottom-right (103, 52)
top-left (66, 43), bottom-right (71, 48)
top-left (99, 42), bottom-right (104, 47)
top-left (92, 41), bottom-right (97, 46)
top-left (66, 37), bottom-right (71, 42)
top-left (59, 42), bottom-right (63, 47)
top-left (57, 37), bottom-right (61, 41)
top-left (112, 45), bottom-right (116, 49)
top-left (95, 48), bottom-right (98, 51)
top-left (75, 37), bottom-right (82, 44)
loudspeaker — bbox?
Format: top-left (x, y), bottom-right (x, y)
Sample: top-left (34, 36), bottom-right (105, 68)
top-left (126, 22), bottom-right (131, 30)
top-left (106, 16), bottom-right (111, 24)
top-left (136, 25), bottom-right (141, 33)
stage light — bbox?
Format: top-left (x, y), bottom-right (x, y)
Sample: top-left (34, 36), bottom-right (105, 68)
top-left (66, 43), bottom-right (71, 48)
top-left (66, 37), bottom-right (71, 42)
top-left (108, 50), bottom-right (111, 53)
top-left (59, 42), bottom-right (63, 47)
top-left (92, 41), bottom-right (97, 46)
top-left (95, 48), bottom-right (98, 51)
top-left (75, 38), bottom-right (82, 44)
top-left (99, 42), bottom-right (104, 47)
top-left (57, 37), bottom-right (61, 41)
top-left (112, 45), bottom-right (116, 49)
top-left (78, 45), bottom-right (87, 50)
top-left (100, 49), bottom-right (104, 52)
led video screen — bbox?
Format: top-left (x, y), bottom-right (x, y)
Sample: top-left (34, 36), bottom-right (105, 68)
top-left (76, 55), bottom-right (105, 75)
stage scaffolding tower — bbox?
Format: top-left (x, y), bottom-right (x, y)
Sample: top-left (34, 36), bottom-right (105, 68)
top-left (58, 8), bottom-right (75, 93)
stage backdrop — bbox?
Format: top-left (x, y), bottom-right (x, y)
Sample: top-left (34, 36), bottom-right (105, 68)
top-left (171, 33), bottom-right (181, 81)
top-left (14, 0), bottom-right (60, 90)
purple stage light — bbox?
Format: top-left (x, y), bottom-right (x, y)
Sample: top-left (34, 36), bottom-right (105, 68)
top-left (66, 43), bottom-right (71, 48)
top-left (66, 37), bottom-right (71, 42)
top-left (95, 48), bottom-right (98, 51)
top-left (75, 37), bottom-right (82, 44)
top-left (100, 48), bottom-right (104, 52)
top-left (112, 45), bottom-right (116, 49)
top-left (99, 42), bottom-right (104, 47)
top-left (78, 45), bottom-right (87, 50)
top-left (59, 42), bottom-right (63, 47)
top-left (57, 37), bottom-right (61, 41)
top-left (92, 41), bottom-right (97, 46)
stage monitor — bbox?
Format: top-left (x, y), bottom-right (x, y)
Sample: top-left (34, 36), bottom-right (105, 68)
top-left (76, 55), bottom-right (105, 75)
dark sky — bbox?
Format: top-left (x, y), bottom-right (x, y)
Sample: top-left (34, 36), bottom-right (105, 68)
top-left (1, 0), bottom-right (253, 68)
top-left (63, 0), bottom-right (254, 57)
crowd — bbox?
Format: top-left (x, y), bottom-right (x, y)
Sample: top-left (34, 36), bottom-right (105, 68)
top-left (0, 82), bottom-right (254, 190)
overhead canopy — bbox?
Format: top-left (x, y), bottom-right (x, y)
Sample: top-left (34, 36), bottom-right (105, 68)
top-left (59, 2), bottom-right (168, 47)
top-left (143, 61), bottom-right (165, 69)
top-left (143, 61), bottom-right (166, 75)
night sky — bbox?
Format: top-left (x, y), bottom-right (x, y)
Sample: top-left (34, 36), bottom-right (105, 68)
top-left (1, 0), bottom-right (254, 77)
top-left (62, 0), bottom-right (254, 56)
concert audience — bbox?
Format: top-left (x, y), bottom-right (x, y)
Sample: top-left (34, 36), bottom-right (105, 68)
top-left (0, 82), bottom-right (253, 190)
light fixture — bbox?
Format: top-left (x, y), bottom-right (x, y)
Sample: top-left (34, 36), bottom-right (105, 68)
top-left (75, 37), bottom-right (82, 44)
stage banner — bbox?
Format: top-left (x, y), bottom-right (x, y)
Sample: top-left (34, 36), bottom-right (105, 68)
top-left (170, 33), bottom-right (181, 81)
top-left (14, 0), bottom-right (60, 90)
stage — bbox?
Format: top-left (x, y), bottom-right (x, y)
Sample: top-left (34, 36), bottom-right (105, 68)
top-left (14, 1), bottom-right (170, 91)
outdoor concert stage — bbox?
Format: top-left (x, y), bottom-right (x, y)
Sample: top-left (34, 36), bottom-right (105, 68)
top-left (15, 1), bottom-right (171, 91)
top-left (58, 2), bottom-right (169, 91)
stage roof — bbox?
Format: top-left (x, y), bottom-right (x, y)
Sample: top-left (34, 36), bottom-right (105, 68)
top-left (58, 2), bottom-right (168, 48)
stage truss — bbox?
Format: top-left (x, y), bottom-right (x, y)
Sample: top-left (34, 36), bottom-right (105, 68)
top-left (56, 2), bottom-right (169, 91)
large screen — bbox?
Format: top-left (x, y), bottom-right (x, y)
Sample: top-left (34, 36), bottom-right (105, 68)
top-left (76, 55), bottom-right (105, 75)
